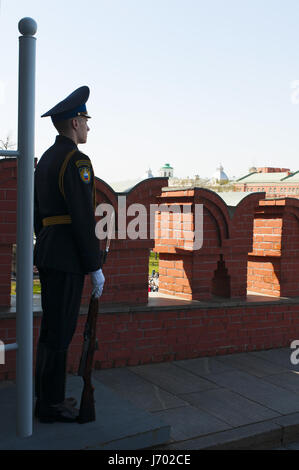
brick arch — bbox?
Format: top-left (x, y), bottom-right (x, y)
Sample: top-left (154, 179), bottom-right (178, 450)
top-left (155, 188), bottom-right (264, 301)
top-left (0, 158), bottom-right (268, 308)
top-left (194, 188), bottom-right (231, 243)
top-left (222, 193), bottom-right (264, 298)
top-left (94, 177), bottom-right (118, 206)
top-left (81, 176), bottom-right (168, 306)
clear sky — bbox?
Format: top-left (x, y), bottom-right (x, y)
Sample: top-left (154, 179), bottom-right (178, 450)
top-left (1, 0), bottom-right (299, 184)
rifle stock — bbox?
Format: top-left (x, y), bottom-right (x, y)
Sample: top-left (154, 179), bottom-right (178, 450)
top-left (77, 219), bottom-right (113, 424)
top-left (77, 295), bottom-right (99, 424)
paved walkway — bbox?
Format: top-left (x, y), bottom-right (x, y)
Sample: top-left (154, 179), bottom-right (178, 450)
top-left (2, 346), bottom-right (299, 449)
top-left (92, 346), bottom-right (299, 450)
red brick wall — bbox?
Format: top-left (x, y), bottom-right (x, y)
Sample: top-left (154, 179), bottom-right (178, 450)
top-left (0, 159), bottom-right (17, 307)
top-left (248, 214), bottom-right (282, 296)
top-left (247, 258), bottom-right (281, 297)
top-left (3, 157), bottom-right (299, 380)
top-left (154, 189), bottom-right (263, 301)
top-left (158, 253), bottom-right (193, 300)
top-left (256, 167), bottom-right (290, 173)
top-left (234, 183), bottom-right (299, 198)
top-left (247, 199), bottom-right (299, 298)
top-left (1, 300), bottom-right (298, 380)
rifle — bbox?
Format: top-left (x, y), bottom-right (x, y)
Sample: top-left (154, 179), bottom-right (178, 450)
top-left (77, 294), bottom-right (99, 423)
top-left (77, 213), bottom-right (114, 424)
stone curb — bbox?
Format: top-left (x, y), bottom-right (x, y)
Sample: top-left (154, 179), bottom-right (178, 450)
top-left (152, 413), bottom-right (299, 450)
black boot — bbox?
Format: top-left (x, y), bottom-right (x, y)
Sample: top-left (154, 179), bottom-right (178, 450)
top-left (35, 397), bottom-right (78, 419)
top-left (37, 401), bottom-right (79, 423)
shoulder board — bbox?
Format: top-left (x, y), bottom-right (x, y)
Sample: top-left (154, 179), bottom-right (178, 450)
top-left (75, 159), bottom-right (92, 168)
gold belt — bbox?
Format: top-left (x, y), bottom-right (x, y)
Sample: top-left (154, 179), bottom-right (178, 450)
top-left (42, 215), bottom-right (72, 227)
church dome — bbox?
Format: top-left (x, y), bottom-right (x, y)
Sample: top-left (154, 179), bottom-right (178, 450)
top-left (211, 164), bottom-right (228, 184)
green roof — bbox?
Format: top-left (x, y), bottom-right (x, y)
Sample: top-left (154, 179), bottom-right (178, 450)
top-left (236, 172), bottom-right (257, 182)
top-left (280, 171), bottom-right (299, 182)
top-left (236, 172), bottom-right (290, 183)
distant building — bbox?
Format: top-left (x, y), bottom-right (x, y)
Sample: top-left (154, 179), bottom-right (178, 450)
top-left (167, 164), bottom-right (232, 189)
top-left (234, 167), bottom-right (299, 197)
top-left (210, 164), bottom-right (229, 185)
top-left (160, 163), bottom-right (173, 178)
top-left (108, 167), bottom-right (155, 193)
top-left (144, 168), bottom-right (154, 178)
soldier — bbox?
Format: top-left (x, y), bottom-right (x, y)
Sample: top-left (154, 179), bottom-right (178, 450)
top-left (34, 86), bottom-right (105, 423)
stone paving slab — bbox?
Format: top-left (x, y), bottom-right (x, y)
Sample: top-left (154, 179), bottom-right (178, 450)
top-left (152, 404), bottom-right (230, 442)
top-left (215, 352), bottom-right (287, 377)
top-left (173, 356), bottom-right (236, 376)
top-left (129, 362), bottom-right (219, 395)
top-left (262, 371), bottom-right (299, 394)
top-left (0, 375), bottom-right (170, 450)
top-left (93, 367), bottom-right (188, 412)
top-left (179, 388), bottom-right (280, 427)
top-left (250, 348), bottom-right (299, 370)
top-left (3, 347), bottom-right (299, 450)
top-left (155, 421), bottom-right (283, 450)
top-left (204, 370), bottom-right (299, 415)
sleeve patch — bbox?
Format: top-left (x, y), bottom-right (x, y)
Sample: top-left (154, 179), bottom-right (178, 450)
top-left (79, 166), bottom-right (91, 184)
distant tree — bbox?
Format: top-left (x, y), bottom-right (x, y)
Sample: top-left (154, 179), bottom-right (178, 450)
top-left (0, 134), bottom-right (16, 152)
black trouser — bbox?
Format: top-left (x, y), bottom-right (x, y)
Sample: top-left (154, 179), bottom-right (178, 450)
top-left (35, 268), bottom-right (85, 405)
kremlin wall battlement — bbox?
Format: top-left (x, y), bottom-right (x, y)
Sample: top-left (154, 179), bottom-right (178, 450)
top-left (1, 158), bottom-right (299, 380)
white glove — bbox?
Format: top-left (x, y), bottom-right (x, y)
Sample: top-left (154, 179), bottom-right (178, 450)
top-left (90, 269), bottom-right (105, 298)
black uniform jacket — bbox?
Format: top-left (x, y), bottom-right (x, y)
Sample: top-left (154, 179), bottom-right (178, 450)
top-left (34, 135), bottom-right (102, 274)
